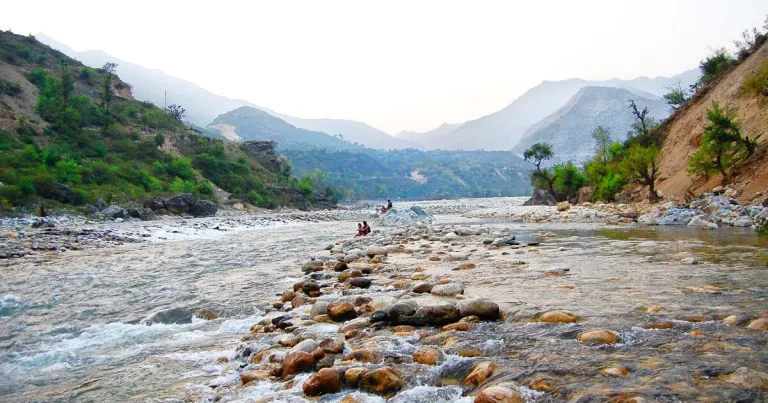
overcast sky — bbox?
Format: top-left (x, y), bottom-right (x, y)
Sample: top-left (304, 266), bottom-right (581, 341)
top-left (3, 1), bottom-right (767, 133)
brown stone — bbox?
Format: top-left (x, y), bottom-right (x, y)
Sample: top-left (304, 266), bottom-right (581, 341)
top-left (645, 321), bottom-right (675, 329)
top-left (281, 290), bottom-right (296, 303)
top-left (680, 316), bottom-right (706, 323)
top-left (216, 356), bottom-right (229, 364)
top-left (282, 351), bottom-right (315, 378)
top-left (747, 318), bottom-right (768, 330)
top-left (327, 300), bottom-right (358, 322)
top-left (309, 290), bottom-right (321, 298)
top-left (602, 366), bottom-right (630, 377)
top-left (535, 310), bottom-right (579, 323)
top-left (334, 261), bottom-right (348, 272)
top-left (576, 329), bottom-right (617, 344)
top-left (291, 295), bottom-right (308, 308)
top-left (342, 348), bottom-right (383, 364)
top-left (412, 283), bottom-right (434, 293)
top-left (312, 347), bottom-right (326, 360)
top-left (474, 385), bottom-right (524, 403)
top-left (429, 256), bottom-right (441, 261)
top-left (463, 361), bottom-right (500, 388)
top-left (458, 349), bottom-right (484, 357)
top-left (318, 337), bottom-right (344, 354)
top-left (303, 368), bottom-right (342, 396)
top-left (413, 347), bottom-right (441, 365)
top-left (442, 322), bottom-right (472, 332)
top-left (529, 379), bottom-right (552, 391)
top-left (344, 367), bottom-right (367, 386)
top-left (394, 325), bottom-right (416, 333)
top-left (359, 366), bottom-right (404, 395)
top-left (240, 369), bottom-right (271, 384)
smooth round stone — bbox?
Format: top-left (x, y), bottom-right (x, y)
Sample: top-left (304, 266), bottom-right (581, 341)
top-left (576, 329), bottom-right (617, 344)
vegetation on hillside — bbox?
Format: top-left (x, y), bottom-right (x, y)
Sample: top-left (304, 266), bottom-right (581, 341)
top-left (0, 31), bottom-right (326, 212)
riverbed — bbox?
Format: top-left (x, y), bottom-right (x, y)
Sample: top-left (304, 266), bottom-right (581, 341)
top-left (1, 200), bottom-right (766, 402)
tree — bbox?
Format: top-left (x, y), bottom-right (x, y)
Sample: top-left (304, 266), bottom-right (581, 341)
top-left (523, 142), bottom-right (553, 172)
top-left (623, 144), bottom-right (661, 202)
top-left (687, 103), bottom-right (752, 185)
top-left (523, 143), bottom-right (555, 193)
top-left (553, 162), bottom-right (586, 201)
top-left (100, 62), bottom-right (117, 113)
top-left (166, 104), bottom-right (186, 121)
top-left (627, 99), bottom-right (659, 146)
top-left (663, 81), bottom-right (690, 111)
top-left (591, 126), bottom-right (612, 166)
top-left (699, 48), bottom-right (735, 85)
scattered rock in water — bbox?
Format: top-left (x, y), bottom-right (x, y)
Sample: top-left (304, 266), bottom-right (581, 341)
top-left (576, 329), bottom-right (617, 344)
top-left (680, 257), bottom-right (699, 265)
top-left (311, 301), bottom-right (329, 317)
top-left (301, 281), bottom-right (321, 294)
top-left (413, 346), bottom-right (442, 365)
top-left (343, 348), bottom-right (383, 364)
top-left (327, 300), bottom-right (357, 322)
top-left (721, 367), bottom-right (768, 390)
top-left (464, 361), bottom-right (500, 388)
top-left (454, 298), bottom-right (498, 320)
top-left (240, 369), bottom-right (271, 385)
top-left (416, 303), bottom-right (461, 325)
top-left (557, 201), bottom-right (571, 211)
top-left (359, 366), bottom-right (404, 395)
top-left (602, 365), bottom-right (630, 377)
top-left (412, 282), bottom-right (434, 294)
top-left (318, 336), bottom-right (344, 354)
top-left (535, 310), bottom-right (579, 323)
top-left (366, 246), bottom-right (389, 258)
top-left (386, 301), bottom-right (418, 324)
top-left (474, 385), bottom-right (524, 403)
top-left (443, 232), bottom-right (459, 242)
top-left (747, 318), bottom-right (768, 330)
top-left (442, 322), bottom-right (472, 331)
top-left (350, 277), bottom-right (372, 288)
top-left (303, 368), bottom-right (343, 396)
top-left (282, 351), bottom-right (315, 377)
top-left (334, 262), bottom-right (348, 272)
top-left (430, 282), bottom-right (464, 297)
top-left (291, 339), bottom-right (318, 354)
top-left (645, 321), bottom-right (675, 330)
top-left (195, 309), bottom-right (218, 320)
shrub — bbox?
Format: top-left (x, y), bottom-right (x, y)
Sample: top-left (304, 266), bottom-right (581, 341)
top-left (297, 174), bottom-right (314, 197)
top-left (699, 48), bottom-right (735, 85)
top-left (742, 59), bottom-right (768, 100)
top-left (27, 68), bottom-right (47, 87)
top-left (0, 79), bottom-right (21, 96)
top-left (553, 162), bottom-right (586, 200)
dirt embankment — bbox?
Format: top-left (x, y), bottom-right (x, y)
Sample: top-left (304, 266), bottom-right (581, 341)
top-left (656, 41), bottom-right (768, 203)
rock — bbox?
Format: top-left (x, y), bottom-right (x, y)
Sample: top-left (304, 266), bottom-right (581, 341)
top-left (311, 301), bottom-right (329, 317)
top-left (189, 199), bottom-right (216, 217)
top-left (687, 215), bottom-right (718, 230)
top-left (602, 366), bottom-right (630, 377)
top-left (93, 197), bottom-right (108, 210)
top-left (747, 318), bottom-right (768, 330)
top-left (449, 252), bottom-right (469, 261)
top-left (303, 368), bottom-right (342, 396)
top-left (386, 301), bottom-right (418, 324)
top-left (164, 193), bottom-right (198, 215)
top-left (412, 282), bottom-right (434, 294)
top-left (240, 369), bottom-right (271, 384)
top-left (291, 295), bottom-right (308, 308)
top-left (350, 278), bottom-right (372, 288)
top-left (281, 290), bottom-right (296, 303)
top-left (282, 351), bottom-right (315, 377)
top-left (301, 281), bottom-right (320, 294)
top-left (327, 300), bottom-right (357, 322)
top-left (645, 321), bottom-right (675, 330)
top-left (343, 348), bottom-right (383, 364)
top-left (431, 283), bottom-right (464, 297)
top-left (535, 310), bottom-right (579, 323)
top-left (712, 186), bottom-right (725, 194)
top-left (475, 386), bottom-right (524, 403)
top-left (523, 189), bottom-right (557, 206)
top-left (371, 310), bottom-right (388, 322)
top-left (370, 296), bottom-right (397, 311)
top-left (417, 303), bottom-right (461, 325)
top-left (344, 367), bottom-right (368, 386)
top-left (576, 329), bottom-right (617, 344)
top-left (195, 309), bottom-right (218, 320)
top-left (413, 347), bottom-right (441, 365)
top-left (457, 298), bottom-right (500, 320)
top-left (366, 246), bottom-right (389, 258)
top-left (442, 322), bottom-right (472, 331)
top-left (378, 207), bottom-right (434, 226)
top-left (722, 367), bottom-right (768, 390)
top-left (680, 257), bottom-right (698, 265)
top-left (318, 337), bottom-right (344, 354)
top-left (464, 361), bottom-right (500, 388)
top-left (339, 270), bottom-right (362, 282)
top-left (333, 262), bottom-right (348, 272)
top-left (101, 205), bottom-right (126, 219)
top-left (291, 339), bottom-right (318, 354)
top-left (359, 366), bottom-right (404, 395)
top-left (410, 205), bottom-right (428, 216)
top-left (577, 187), bottom-right (594, 204)
top-left (443, 232), bottom-right (459, 242)
top-left (556, 201), bottom-right (571, 211)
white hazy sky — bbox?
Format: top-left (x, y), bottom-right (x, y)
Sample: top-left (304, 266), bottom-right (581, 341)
top-left (3, 1), bottom-right (767, 133)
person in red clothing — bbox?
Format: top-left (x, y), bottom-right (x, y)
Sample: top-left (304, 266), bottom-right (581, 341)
top-left (361, 221), bottom-right (371, 235)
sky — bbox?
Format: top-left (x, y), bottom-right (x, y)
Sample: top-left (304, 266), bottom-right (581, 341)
top-left (2, 1), bottom-right (767, 133)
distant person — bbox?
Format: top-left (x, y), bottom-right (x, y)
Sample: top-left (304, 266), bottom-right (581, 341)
top-left (387, 199), bottom-right (393, 210)
top-left (361, 221), bottom-right (371, 235)
top-left (355, 223), bottom-right (364, 237)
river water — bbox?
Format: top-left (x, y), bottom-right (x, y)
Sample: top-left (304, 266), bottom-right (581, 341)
top-left (1, 211), bottom-right (766, 402)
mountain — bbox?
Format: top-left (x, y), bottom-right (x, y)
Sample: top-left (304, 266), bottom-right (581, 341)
top-left (656, 39), bottom-right (768, 203)
top-left (207, 107), bottom-right (361, 151)
top-left (408, 71), bottom-right (699, 151)
top-left (35, 34), bottom-right (417, 150)
top-left (273, 116), bottom-right (423, 150)
top-left (396, 123), bottom-right (462, 147)
top-left (512, 87), bottom-right (670, 163)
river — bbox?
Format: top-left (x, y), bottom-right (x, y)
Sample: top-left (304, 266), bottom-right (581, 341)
top-left (1, 206), bottom-right (766, 402)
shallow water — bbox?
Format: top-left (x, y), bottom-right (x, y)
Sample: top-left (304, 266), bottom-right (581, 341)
top-left (1, 214), bottom-right (767, 402)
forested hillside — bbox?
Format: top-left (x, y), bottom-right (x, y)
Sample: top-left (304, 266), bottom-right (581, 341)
top-left (0, 31), bottom-right (328, 212)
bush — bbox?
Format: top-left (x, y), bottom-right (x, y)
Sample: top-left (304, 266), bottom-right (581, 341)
top-left (297, 174), bottom-right (314, 197)
top-left (27, 68), bottom-right (47, 87)
top-left (553, 162), bottom-right (586, 200)
top-left (699, 48), bottom-right (735, 85)
top-left (742, 59), bottom-right (768, 100)
top-left (0, 79), bottom-right (21, 96)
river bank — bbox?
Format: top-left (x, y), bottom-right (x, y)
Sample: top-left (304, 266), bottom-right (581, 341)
top-left (1, 197), bottom-right (766, 402)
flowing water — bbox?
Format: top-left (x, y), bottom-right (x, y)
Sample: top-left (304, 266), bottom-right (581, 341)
top-left (1, 212), bottom-right (766, 402)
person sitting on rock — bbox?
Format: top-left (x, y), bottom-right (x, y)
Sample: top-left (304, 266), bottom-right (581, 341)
top-left (361, 221), bottom-right (371, 236)
top-left (387, 199), bottom-right (393, 210)
top-left (355, 223), bottom-right (364, 237)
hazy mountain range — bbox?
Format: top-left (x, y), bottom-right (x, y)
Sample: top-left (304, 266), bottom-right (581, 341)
top-left (38, 34), bottom-right (698, 156)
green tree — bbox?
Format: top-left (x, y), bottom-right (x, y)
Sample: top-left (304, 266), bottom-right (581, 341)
top-left (687, 103), bottom-right (752, 184)
top-left (166, 104), bottom-right (186, 121)
top-left (553, 162), bottom-right (586, 201)
top-left (591, 126), bottom-right (612, 166)
top-left (663, 81), bottom-right (690, 111)
top-left (623, 144), bottom-right (660, 202)
top-left (699, 48), bottom-right (735, 85)
top-left (100, 62), bottom-right (117, 114)
top-left (523, 142), bottom-right (555, 193)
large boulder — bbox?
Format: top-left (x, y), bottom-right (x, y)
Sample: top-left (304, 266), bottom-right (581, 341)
top-left (101, 205), bottom-right (126, 219)
top-left (416, 303), bottom-right (461, 325)
top-left (282, 351), bottom-right (315, 377)
top-left (359, 366), bottom-right (404, 395)
top-left (36, 182), bottom-right (75, 203)
top-left (164, 193), bottom-right (198, 215)
top-left (457, 298), bottom-right (499, 320)
top-left (303, 368), bottom-right (342, 396)
top-left (523, 189), bottom-right (557, 206)
top-left (191, 199), bottom-right (217, 217)
top-left (378, 207), bottom-right (434, 227)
